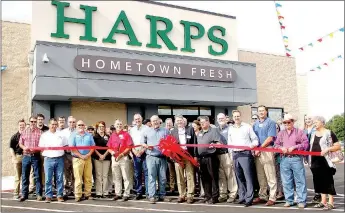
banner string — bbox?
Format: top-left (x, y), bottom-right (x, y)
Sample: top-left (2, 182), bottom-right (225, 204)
top-left (274, 1), bottom-right (292, 57)
top-left (309, 53), bottom-right (344, 71)
top-left (298, 27), bottom-right (344, 53)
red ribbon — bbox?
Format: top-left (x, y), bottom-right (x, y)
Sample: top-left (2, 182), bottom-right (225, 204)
top-left (29, 143), bottom-right (320, 156)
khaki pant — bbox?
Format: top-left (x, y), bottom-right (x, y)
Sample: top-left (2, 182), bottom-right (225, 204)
top-left (218, 153), bottom-right (238, 199)
top-left (94, 159), bottom-right (111, 196)
top-left (168, 160), bottom-right (176, 190)
top-left (14, 154), bottom-right (23, 195)
top-left (29, 155), bottom-right (45, 191)
top-left (255, 151), bottom-right (277, 201)
top-left (175, 159), bottom-right (195, 198)
top-left (112, 156), bottom-right (132, 197)
top-left (73, 157), bottom-right (93, 199)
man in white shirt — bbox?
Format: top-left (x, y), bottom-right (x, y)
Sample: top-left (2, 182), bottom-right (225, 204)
top-left (129, 114), bottom-right (148, 200)
top-left (60, 116), bottom-right (77, 196)
top-left (228, 110), bottom-right (258, 207)
top-left (39, 118), bottom-right (68, 203)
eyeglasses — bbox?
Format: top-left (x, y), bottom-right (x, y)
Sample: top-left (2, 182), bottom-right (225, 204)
top-left (252, 117), bottom-right (258, 120)
top-left (30, 120), bottom-right (37, 123)
top-left (78, 124), bottom-right (85, 127)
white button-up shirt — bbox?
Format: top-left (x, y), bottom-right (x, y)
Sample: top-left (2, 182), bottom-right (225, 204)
top-left (130, 124), bottom-right (148, 151)
top-left (60, 128), bottom-right (76, 153)
top-left (227, 122), bottom-right (259, 152)
top-left (39, 130), bottom-right (68, 157)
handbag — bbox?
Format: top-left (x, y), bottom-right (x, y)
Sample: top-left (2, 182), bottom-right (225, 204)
top-left (327, 134), bottom-right (344, 164)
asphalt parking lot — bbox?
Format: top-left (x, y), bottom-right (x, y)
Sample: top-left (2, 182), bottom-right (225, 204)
top-left (1, 165), bottom-right (344, 212)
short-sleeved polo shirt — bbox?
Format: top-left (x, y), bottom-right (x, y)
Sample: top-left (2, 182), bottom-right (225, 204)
top-left (69, 132), bottom-right (95, 156)
top-left (253, 117), bottom-right (276, 146)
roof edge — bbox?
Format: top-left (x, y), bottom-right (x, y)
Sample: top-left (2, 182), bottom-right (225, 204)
top-left (134, 0), bottom-right (236, 20)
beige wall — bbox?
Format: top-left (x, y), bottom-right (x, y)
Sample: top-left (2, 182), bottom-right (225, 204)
top-left (297, 74), bottom-right (309, 128)
top-left (238, 50), bottom-right (300, 127)
top-left (71, 101), bottom-right (127, 127)
top-left (1, 21), bottom-right (31, 176)
top-left (32, 1), bottom-right (238, 60)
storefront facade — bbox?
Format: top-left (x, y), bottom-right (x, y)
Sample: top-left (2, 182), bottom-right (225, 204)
top-left (2, 1), bottom-right (300, 175)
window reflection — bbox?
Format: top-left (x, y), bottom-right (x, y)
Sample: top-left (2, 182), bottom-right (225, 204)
top-left (173, 106), bottom-right (198, 115)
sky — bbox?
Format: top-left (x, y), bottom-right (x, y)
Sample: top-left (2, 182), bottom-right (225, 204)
top-left (2, 1), bottom-right (344, 120)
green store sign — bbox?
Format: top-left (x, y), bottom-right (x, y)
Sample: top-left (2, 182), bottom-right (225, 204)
top-left (50, 1), bottom-right (229, 56)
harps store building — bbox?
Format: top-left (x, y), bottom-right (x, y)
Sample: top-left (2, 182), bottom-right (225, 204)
top-left (2, 1), bottom-right (302, 175)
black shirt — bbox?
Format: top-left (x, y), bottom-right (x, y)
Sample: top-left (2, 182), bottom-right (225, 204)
top-left (38, 125), bottom-right (49, 132)
top-left (311, 131), bottom-right (338, 169)
top-left (10, 132), bottom-right (23, 155)
top-left (92, 133), bottom-right (111, 161)
top-left (196, 127), bottom-right (221, 157)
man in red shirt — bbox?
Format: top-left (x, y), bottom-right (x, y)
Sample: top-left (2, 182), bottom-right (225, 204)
top-left (18, 115), bottom-right (43, 202)
top-left (107, 119), bottom-right (134, 201)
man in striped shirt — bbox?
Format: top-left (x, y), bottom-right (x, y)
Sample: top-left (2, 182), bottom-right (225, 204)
top-left (18, 115), bottom-right (43, 202)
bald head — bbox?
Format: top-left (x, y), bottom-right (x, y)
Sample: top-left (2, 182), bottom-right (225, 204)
top-left (217, 113), bottom-right (227, 126)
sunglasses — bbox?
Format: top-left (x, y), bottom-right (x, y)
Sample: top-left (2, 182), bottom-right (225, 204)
top-left (252, 118), bottom-right (258, 120)
top-left (30, 120), bottom-right (37, 123)
top-left (283, 121), bottom-right (292, 124)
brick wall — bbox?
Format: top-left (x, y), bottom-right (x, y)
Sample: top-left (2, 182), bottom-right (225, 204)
top-left (1, 21), bottom-right (31, 176)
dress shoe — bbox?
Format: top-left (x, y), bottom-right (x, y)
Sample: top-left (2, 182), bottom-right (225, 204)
top-left (265, 200), bottom-right (275, 206)
top-left (218, 197), bottom-right (227, 203)
top-left (18, 197), bottom-right (27, 202)
top-left (177, 197), bottom-right (185, 203)
top-left (244, 202), bottom-right (252, 207)
top-left (121, 196), bottom-right (129, 202)
top-left (253, 197), bottom-right (265, 204)
top-left (45, 197), bottom-right (52, 203)
top-left (186, 197), bottom-right (194, 204)
top-left (57, 197), bottom-right (64, 202)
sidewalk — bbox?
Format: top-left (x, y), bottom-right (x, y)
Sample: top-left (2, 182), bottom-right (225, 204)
top-left (1, 176), bottom-right (14, 192)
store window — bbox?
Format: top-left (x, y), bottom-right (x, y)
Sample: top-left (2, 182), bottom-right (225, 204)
top-left (199, 107), bottom-right (212, 116)
top-left (172, 106), bottom-right (198, 115)
top-left (158, 106), bottom-right (172, 115)
top-left (251, 107), bottom-right (284, 121)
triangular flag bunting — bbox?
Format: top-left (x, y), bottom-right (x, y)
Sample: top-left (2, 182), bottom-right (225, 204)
top-left (308, 43), bottom-right (313, 47)
top-left (329, 33), bottom-right (334, 38)
top-left (317, 66), bottom-right (321, 70)
top-left (275, 3), bottom-right (282, 7)
top-left (279, 21), bottom-right (283, 26)
top-left (278, 16), bottom-right (284, 19)
top-left (283, 36), bottom-right (288, 39)
top-left (323, 63), bottom-right (328, 66)
top-left (310, 69), bottom-right (315, 72)
top-left (317, 38), bottom-right (322, 42)
top-left (285, 45), bottom-right (288, 48)
top-left (299, 47), bottom-right (304, 51)
top-left (281, 26), bottom-right (286, 29)
top-left (277, 11), bottom-right (281, 16)
top-left (283, 39), bottom-right (288, 43)
top-left (338, 55), bottom-right (343, 58)
top-left (331, 58), bottom-right (335, 62)
top-left (340, 28), bottom-right (344, 32)
top-left (286, 48), bottom-right (291, 52)
top-left (286, 53), bottom-right (291, 57)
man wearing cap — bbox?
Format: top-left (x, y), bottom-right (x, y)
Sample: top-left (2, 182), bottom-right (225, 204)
top-left (275, 114), bottom-right (309, 208)
top-left (253, 105), bottom-right (277, 206)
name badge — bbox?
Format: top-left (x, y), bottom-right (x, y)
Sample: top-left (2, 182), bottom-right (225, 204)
top-left (119, 135), bottom-right (124, 139)
top-left (104, 136), bottom-right (108, 140)
top-left (186, 135), bottom-right (191, 139)
top-left (199, 133), bottom-right (203, 137)
top-left (222, 130), bottom-right (227, 134)
top-left (259, 124), bottom-right (264, 128)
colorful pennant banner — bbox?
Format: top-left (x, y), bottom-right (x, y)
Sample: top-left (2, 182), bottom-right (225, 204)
top-left (299, 27), bottom-right (344, 52)
top-left (274, 1), bottom-right (291, 57)
top-left (309, 53), bottom-right (344, 71)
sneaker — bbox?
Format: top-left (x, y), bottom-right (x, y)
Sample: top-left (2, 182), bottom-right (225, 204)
top-left (312, 194), bottom-right (321, 203)
top-left (57, 197), bottom-right (64, 202)
top-left (227, 197), bottom-right (235, 203)
top-left (45, 197), bottom-right (52, 203)
top-left (149, 197), bottom-right (156, 204)
top-left (37, 196), bottom-right (43, 201)
top-left (298, 203), bottom-right (306, 209)
top-left (314, 202), bottom-right (326, 208)
top-left (75, 197), bottom-right (81, 202)
top-left (284, 202), bottom-right (292, 207)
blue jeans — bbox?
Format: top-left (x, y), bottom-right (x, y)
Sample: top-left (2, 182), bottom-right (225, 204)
top-left (280, 156), bottom-right (307, 205)
top-left (146, 155), bottom-right (167, 198)
top-left (44, 156), bottom-right (65, 198)
top-left (133, 154), bottom-right (148, 196)
top-left (22, 155), bottom-right (42, 197)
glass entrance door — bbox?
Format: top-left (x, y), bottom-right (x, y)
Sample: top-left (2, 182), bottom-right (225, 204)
top-left (158, 105), bottom-right (214, 126)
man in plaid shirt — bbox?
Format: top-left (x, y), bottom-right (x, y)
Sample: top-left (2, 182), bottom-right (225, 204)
top-left (18, 115), bottom-right (43, 202)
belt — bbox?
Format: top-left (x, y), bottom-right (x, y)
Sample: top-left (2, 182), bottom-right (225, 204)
top-left (44, 155), bottom-right (64, 159)
top-left (218, 151), bottom-right (228, 155)
top-left (23, 153), bottom-right (40, 156)
top-left (281, 154), bottom-right (298, 158)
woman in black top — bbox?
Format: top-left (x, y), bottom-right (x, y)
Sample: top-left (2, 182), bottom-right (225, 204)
top-left (92, 121), bottom-right (111, 198)
top-left (309, 116), bottom-right (341, 210)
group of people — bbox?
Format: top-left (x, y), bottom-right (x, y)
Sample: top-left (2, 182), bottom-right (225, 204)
top-left (9, 106), bottom-right (341, 210)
